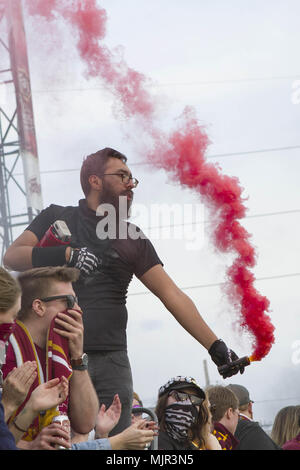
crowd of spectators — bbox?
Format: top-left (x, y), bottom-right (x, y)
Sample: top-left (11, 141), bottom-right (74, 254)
top-left (1, 147), bottom-right (274, 452)
top-left (0, 265), bottom-right (299, 451)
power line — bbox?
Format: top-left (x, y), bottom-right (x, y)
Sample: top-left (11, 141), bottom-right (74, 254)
top-left (128, 272), bottom-right (300, 296)
top-left (129, 144), bottom-right (300, 164)
top-left (142, 208), bottom-right (300, 232)
top-left (156, 75), bottom-right (300, 86)
top-left (30, 74), bottom-right (300, 94)
top-left (202, 145), bottom-right (300, 160)
top-left (245, 209), bottom-right (300, 219)
top-left (13, 143), bottom-right (300, 177)
top-left (255, 397), bottom-right (300, 404)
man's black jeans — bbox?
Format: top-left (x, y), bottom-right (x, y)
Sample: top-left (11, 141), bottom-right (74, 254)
top-left (87, 350), bottom-right (134, 436)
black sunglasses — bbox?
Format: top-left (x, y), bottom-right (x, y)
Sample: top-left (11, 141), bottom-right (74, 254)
top-left (169, 390), bottom-right (205, 406)
top-left (40, 295), bottom-right (78, 309)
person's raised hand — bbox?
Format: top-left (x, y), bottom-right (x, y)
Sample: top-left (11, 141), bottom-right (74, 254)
top-left (109, 419), bottom-right (156, 450)
top-left (95, 394), bottom-right (122, 438)
top-left (53, 308), bottom-right (83, 360)
top-left (27, 376), bottom-right (69, 413)
top-left (2, 361), bottom-right (37, 418)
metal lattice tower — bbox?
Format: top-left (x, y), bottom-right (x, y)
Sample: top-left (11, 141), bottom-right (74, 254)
top-left (0, 0), bottom-right (43, 263)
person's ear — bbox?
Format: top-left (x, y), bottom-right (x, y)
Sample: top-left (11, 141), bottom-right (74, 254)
top-left (226, 408), bottom-right (233, 420)
top-left (88, 175), bottom-right (102, 191)
top-left (31, 299), bottom-right (46, 318)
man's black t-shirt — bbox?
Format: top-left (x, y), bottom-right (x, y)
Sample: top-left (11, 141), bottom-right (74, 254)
top-left (27, 199), bottom-right (163, 352)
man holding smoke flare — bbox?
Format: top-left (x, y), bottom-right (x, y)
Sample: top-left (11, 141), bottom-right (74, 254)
top-left (4, 147), bottom-right (245, 435)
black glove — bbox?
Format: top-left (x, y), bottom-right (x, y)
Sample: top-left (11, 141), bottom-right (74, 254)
top-left (68, 247), bottom-right (100, 276)
top-left (208, 339), bottom-right (244, 379)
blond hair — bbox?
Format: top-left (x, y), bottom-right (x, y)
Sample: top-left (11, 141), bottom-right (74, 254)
top-left (17, 266), bottom-right (79, 320)
top-left (133, 392), bottom-right (143, 407)
top-left (271, 406), bottom-right (300, 447)
top-left (206, 385), bottom-right (239, 422)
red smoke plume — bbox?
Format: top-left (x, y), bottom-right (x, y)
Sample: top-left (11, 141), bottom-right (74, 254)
top-left (25, 0), bottom-right (275, 360)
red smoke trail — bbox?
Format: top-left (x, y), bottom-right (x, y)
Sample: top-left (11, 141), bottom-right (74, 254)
top-left (26, 0), bottom-right (155, 119)
top-left (25, 0), bottom-right (275, 360)
top-left (148, 108), bottom-right (274, 361)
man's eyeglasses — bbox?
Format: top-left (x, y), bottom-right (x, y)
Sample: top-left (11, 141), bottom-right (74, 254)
top-left (39, 295), bottom-right (78, 309)
top-left (169, 390), bottom-right (205, 406)
top-left (100, 173), bottom-right (139, 187)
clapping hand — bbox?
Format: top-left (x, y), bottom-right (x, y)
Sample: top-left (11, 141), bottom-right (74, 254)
top-left (27, 376), bottom-right (69, 412)
top-left (95, 394), bottom-right (122, 438)
top-left (2, 361), bottom-right (37, 420)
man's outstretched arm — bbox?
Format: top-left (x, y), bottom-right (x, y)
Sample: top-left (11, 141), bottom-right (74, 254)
top-left (139, 264), bottom-right (244, 378)
top-left (139, 264), bottom-right (218, 350)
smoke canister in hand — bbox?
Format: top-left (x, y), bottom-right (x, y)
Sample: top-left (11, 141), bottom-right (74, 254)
top-left (52, 413), bottom-right (71, 450)
top-left (37, 220), bottom-right (71, 247)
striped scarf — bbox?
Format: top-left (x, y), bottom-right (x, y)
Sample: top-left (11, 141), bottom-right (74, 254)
top-left (8, 315), bottom-right (73, 441)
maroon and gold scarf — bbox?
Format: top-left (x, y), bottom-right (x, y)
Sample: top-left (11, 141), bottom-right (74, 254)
top-left (8, 315), bottom-right (73, 441)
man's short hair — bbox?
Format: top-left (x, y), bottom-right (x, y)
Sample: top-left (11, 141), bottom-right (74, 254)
top-left (0, 267), bottom-right (21, 314)
top-left (206, 385), bottom-right (239, 422)
top-left (80, 147), bottom-right (127, 197)
top-left (17, 266), bottom-right (79, 321)
top-left (226, 384), bottom-right (253, 411)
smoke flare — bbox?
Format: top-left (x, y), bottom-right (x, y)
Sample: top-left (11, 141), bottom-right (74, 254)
top-left (24, 0), bottom-right (275, 360)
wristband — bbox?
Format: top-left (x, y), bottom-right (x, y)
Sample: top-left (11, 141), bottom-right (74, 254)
top-left (68, 248), bottom-right (75, 265)
top-left (32, 246), bottom-right (68, 267)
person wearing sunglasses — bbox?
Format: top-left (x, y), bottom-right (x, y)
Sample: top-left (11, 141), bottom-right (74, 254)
top-left (0, 267), bottom-right (70, 450)
top-left (155, 376), bottom-right (221, 450)
top-left (1, 266), bottom-right (99, 450)
top-left (4, 147), bottom-right (244, 436)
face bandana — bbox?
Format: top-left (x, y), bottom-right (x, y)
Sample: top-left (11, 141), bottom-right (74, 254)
top-left (164, 401), bottom-right (198, 442)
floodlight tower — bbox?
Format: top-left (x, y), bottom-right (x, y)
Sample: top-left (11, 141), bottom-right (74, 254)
top-left (0, 0), bottom-right (43, 263)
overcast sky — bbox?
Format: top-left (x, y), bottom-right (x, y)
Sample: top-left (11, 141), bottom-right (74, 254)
top-left (2, 0), bottom-right (300, 426)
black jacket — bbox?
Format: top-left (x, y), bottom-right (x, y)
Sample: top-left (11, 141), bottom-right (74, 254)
top-left (235, 418), bottom-right (281, 450)
top-left (158, 430), bottom-right (197, 450)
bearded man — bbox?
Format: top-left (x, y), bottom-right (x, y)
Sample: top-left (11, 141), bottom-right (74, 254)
top-left (4, 147), bottom-right (244, 435)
